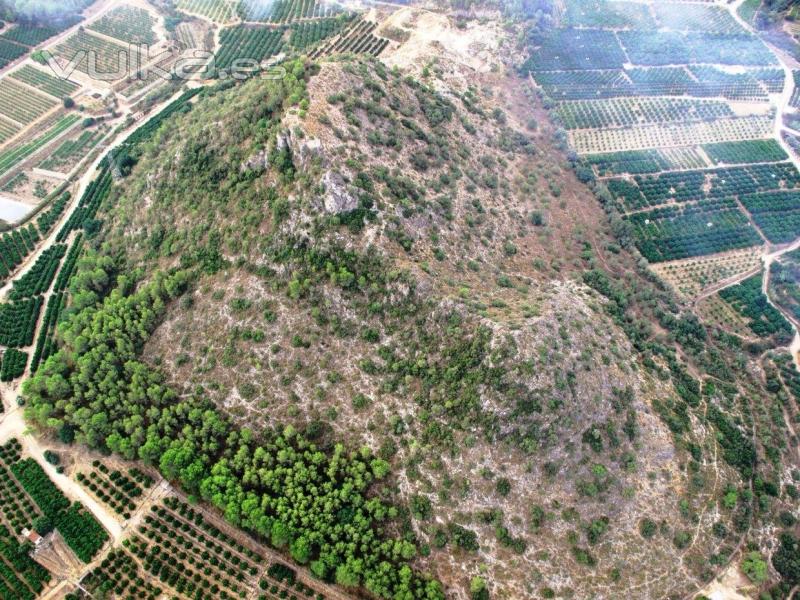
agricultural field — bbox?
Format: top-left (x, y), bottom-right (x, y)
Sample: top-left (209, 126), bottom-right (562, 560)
top-left (175, 21), bottom-right (209, 50)
top-left (31, 234), bottom-right (82, 373)
top-left (562, 0), bottom-right (655, 30)
top-left (0, 441), bottom-right (52, 599)
top-left (740, 191), bottom-right (800, 244)
top-left (88, 4), bottom-right (157, 46)
top-left (527, 29), bottom-right (626, 71)
top-left (555, 97), bottom-right (735, 130)
top-left (651, 3), bottom-right (740, 34)
top-left (0, 114), bottom-right (81, 178)
top-left (569, 115), bottom-right (774, 154)
top-left (242, 0), bottom-right (346, 23)
top-left (0, 296), bottom-right (41, 347)
top-left (649, 247), bottom-right (762, 300)
top-left (0, 440), bottom-right (42, 535)
top-left (697, 293), bottom-right (756, 338)
top-left (8, 64), bottom-right (80, 99)
top-left (289, 17), bottom-right (348, 50)
top-left (215, 26), bottom-right (286, 72)
top-left (310, 18), bottom-right (389, 59)
top-left (10, 456), bottom-right (108, 563)
top-left (584, 148), bottom-right (706, 176)
top-left (0, 38), bottom-right (29, 69)
top-left (0, 223), bottom-right (39, 282)
top-left (0, 15), bottom-right (82, 49)
top-left (0, 116), bottom-right (20, 144)
top-left (769, 249), bottom-right (800, 324)
top-left (7, 243), bottom-right (66, 301)
top-left (38, 124), bottom-right (108, 174)
top-left (0, 79), bottom-right (57, 126)
top-left (718, 274), bottom-right (793, 342)
top-left (0, 440), bottom-right (108, 568)
top-left (618, 31), bottom-right (776, 67)
top-left (75, 461), bottom-right (153, 519)
top-left (67, 548), bottom-right (163, 600)
top-left (176, 0), bottom-right (237, 23)
top-left (532, 70), bottom-right (634, 100)
top-left (625, 198), bottom-right (763, 262)
top-left (702, 139), bottom-right (788, 165)
top-left (51, 30), bottom-right (134, 77)
top-left (606, 163), bottom-right (800, 211)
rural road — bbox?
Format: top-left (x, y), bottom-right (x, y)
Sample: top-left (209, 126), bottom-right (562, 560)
top-left (0, 84), bottom-right (206, 550)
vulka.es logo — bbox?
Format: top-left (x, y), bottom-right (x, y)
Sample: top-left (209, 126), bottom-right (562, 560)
top-left (45, 44), bottom-right (287, 82)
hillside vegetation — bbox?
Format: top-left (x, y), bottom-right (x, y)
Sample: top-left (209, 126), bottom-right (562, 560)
top-left (12, 3), bottom-right (800, 599)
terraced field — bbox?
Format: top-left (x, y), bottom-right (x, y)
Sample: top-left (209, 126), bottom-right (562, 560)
top-left (216, 25), bottom-right (286, 71)
top-left (9, 65), bottom-right (80, 99)
top-left (0, 115), bottom-right (80, 178)
top-left (242, 0), bottom-right (346, 23)
top-left (38, 125), bottom-right (108, 174)
top-left (529, 0), bottom-right (800, 340)
top-left (310, 17), bottom-right (389, 59)
top-left (88, 4), bottom-right (157, 46)
top-left (51, 30), bottom-right (133, 77)
top-left (0, 79), bottom-right (57, 125)
top-left (176, 0), bottom-right (237, 23)
top-left (650, 247), bottom-right (762, 300)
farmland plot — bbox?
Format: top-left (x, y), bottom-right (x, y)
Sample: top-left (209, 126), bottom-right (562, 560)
top-left (689, 66), bottom-right (768, 101)
top-left (718, 274), bottom-right (793, 340)
top-left (740, 191), bottom-right (800, 244)
top-left (0, 38), bottom-right (29, 69)
top-left (0, 79), bottom-right (57, 125)
top-left (39, 125), bottom-right (108, 174)
top-left (0, 442), bottom-right (51, 599)
top-left (652, 3), bottom-right (741, 34)
top-left (563, 0), bottom-right (655, 29)
top-left (555, 97), bottom-right (734, 130)
top-left (0, 114), bottom-right (80, 178)
top-left (75, 461), bottom-right (153, 519)
top-left (11, 457), bottom-right (108, 562)
top-left (532, 69), bottom-right (634, 100)
top-left (607, 163), bottom-right (800, 210)
top-left (0, 25), bottom-right (62, 47)
top-left (697, 293), bottom-right (757, 338)
top-left (586, 147), bottom-right (707, 176)
top-left (52, 30), bottom-right (135, 77)
top-left (702, 139), bottom-right (788, 165)
top-left (129, 503), bottom-right (262, 598)
top-left (311, 17), bottom-right (389, 58)
top-left (618, 31), bottom-right (776, 67)
top-left (9, 64), bottom-right (80, 99)
top-left (585, 149), bottom-right (674, 176)
top-left (67, 548), bottom-right (163, 600)
top-left (750, 68), bottom-right (785, 93)
top-left (88, 4), bottom-right (157, 46)
top-left (650, 247), bottom-right (762, 299)
top-left (0, 116), bottom-right (20, 145)
top-left (216, 26), bottom-right (286, 71)
top-left (569, 115), bottom-right (774, 154)
top-left (176, 0), bottom-right (237, 23)
top-left (525, 28), bottom-right (626, 71)
top-left (625, 198), bottom-right (762, 262)
top-left (792, 71), bottom-right (800, 108)
top-left (289, 17), bottom-right (348, 50)
top-left (242, 0), bottom-right (346, 23)
top-left (625, 66), bottom-right (696, 97)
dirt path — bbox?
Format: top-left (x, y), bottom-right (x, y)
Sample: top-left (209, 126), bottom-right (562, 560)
top-left (0, 85), bottom-right (207, 551)
top-left (0, 400), bottom-right (123, 541)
